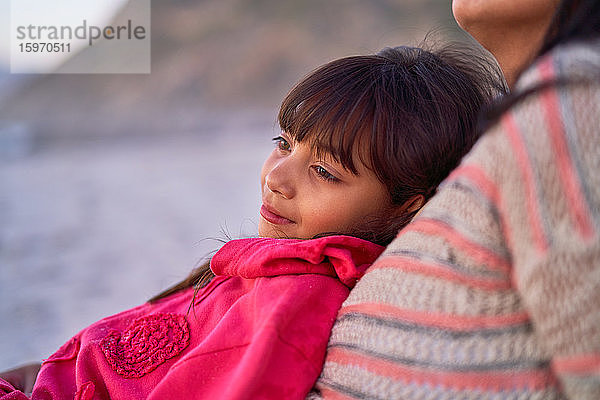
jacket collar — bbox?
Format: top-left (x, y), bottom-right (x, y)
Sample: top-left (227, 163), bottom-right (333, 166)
top-left (210, 236), bottom-right (384, 288)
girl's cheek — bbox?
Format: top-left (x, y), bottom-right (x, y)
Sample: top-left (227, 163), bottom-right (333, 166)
top-left (311, 205), bottom-right (345, 232)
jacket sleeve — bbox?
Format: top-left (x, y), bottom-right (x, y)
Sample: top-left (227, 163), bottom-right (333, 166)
top-left (0, 379), bottom-right (31, 400)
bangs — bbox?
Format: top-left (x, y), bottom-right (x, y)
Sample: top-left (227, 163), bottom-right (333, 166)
top-left (278, 57), bottom-right (380, 175)
top-left (278, 44), bottom-right (501, 211)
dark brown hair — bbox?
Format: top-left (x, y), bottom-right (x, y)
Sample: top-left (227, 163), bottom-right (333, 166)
top-left (150, 42), bottom-right (506, 303)
top-left (541, 0), bottom-right (600, 58)
top-left (280, 43), bottom-right (506, 244)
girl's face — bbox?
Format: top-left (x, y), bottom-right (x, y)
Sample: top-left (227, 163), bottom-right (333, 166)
top-left (259, 132), bottom-right (395, 240)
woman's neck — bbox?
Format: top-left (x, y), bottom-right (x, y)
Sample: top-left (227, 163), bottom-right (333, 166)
top-left (454, 0), bottom-right (557, 89)
top-left (470, 23), bottom-right (549, 89)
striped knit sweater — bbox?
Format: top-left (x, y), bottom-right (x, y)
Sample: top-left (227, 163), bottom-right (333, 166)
top-left (309, 40), bottom-right (600, 400)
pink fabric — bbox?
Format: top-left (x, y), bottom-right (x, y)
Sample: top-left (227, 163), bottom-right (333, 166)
top-left (1, 235), bottom-right (382, 400)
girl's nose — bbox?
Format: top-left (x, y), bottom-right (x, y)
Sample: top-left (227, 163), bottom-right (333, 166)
top-left (265, 159), bottom-right (295, 200)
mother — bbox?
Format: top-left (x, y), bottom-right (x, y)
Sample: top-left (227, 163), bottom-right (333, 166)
top-left (311, 0), bottom-right (600, 398)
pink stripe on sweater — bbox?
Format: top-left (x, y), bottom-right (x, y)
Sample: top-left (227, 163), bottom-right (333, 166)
top-left (372, 255), bottom-right (510, 290)
top-left (402, 218), bottom-right (511, 274)
top-left (447, 164), bottom-right (516, 257)
top-left (538, 58), bottom-right (595, 240)
top-left (328, 347), bottom-right (558, 392)
top-left (553, 353), bottom-right (600, 375)
top-left (320, 387), bottom-right (356, 400)
top-left (502, 113), bottom-right (549, 253)
top-left (339, 303), bottom-right (529, 330)
top-left (447, 164), bottom-right (501, 205)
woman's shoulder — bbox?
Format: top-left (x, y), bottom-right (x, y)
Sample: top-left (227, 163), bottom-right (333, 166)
top-left (453, 38), bottom-right (600, 210)
top-left (517, 38), bottom-right (600, 91)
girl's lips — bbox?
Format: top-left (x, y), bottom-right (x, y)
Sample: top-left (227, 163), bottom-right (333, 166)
top-left (260, 204), bottom-right (294, 225)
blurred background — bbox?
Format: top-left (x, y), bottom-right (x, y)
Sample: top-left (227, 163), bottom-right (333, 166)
top-left (0, 0), bottom-right (471, 369)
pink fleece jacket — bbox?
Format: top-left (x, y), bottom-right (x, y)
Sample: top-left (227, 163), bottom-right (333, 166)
top-left (1, 235), bottom-right (383, 400)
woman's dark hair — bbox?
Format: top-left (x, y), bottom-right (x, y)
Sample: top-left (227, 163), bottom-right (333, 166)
top-left (541, 0), bottom-right (600, 57)
top-left (150, 41), bottom-right (506, 303)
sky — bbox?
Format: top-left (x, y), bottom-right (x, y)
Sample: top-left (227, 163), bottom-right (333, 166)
top-left (0, 0), bottom-right (129, 71)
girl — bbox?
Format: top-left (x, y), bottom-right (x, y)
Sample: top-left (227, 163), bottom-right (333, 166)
top-left (311, 1), bottom-right (600, 399)
top-left (0, 43), bottom-right (504, 399)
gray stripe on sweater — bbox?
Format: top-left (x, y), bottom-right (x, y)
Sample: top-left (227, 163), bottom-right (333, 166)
top-left (384, 248), bottom-right (508, 281)
top-left (553, 53), bottom-right (600, 230)
top-left (317, 379), bottom-right (387, 400)
top-left (418, 208), bottom-right (512, 262)
top-left (329, 313), bottom-right (549, 371)
top-left (317, 374), bottom-right (561, 400)
top-left (509, 99), bottom-right (554, 248)
top-left (335, 312), bottom-right (532, 338)
top-left (328, 342), bottom-right (551, 372)
top-left (439, 179), bottom-right (503, 227)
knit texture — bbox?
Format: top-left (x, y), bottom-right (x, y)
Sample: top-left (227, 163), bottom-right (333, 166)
top-left (310, 39), bottom-right (600, 399)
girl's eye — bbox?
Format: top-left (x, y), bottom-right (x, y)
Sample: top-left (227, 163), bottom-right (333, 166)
top-left (313, 165), bottom-right (340, 183)
top-left (272, 136), bottom-right (291, 152)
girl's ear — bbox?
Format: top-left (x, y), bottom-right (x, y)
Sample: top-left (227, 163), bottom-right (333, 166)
top-left (392, 194), bottom-right (425, 217)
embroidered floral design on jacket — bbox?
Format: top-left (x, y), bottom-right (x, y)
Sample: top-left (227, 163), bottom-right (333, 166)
top-left (100, 313), bottom-right (190, 378)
